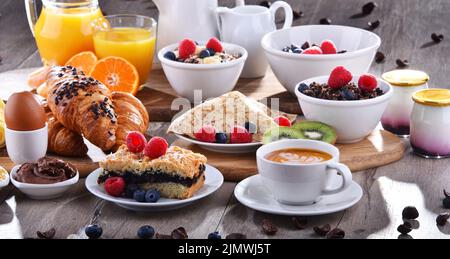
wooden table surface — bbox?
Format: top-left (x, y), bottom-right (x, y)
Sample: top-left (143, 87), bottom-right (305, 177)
top-left (1, 0), bottom-right (450, 239)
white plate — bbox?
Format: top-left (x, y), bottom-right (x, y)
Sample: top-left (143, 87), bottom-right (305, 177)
top-left (234, 174), bottom-right (363, 216)
top-left (175, 134), bottom-right (261, 154)
top-left (85, 164), bottom-right (224, 212)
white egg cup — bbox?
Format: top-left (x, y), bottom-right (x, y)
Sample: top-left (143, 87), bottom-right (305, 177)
top-left (5, 124), bottom-right (48, 164)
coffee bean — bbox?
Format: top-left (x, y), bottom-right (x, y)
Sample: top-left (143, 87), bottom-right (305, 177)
top-left (402, 206), bottom-right (419, 220)
top-left (259, 1), bottom-right (271, 8)
top-left (431, 33), bottom-right (444, 43)
top-left (397, 222), bottom-right (412, 235)
top-left (37, 228), bottom-right (56, 239)
top-left (436, 213), bottom-right (450, 226)
top-left (367, 20), bottom-right (380, 30)
top-left (319, 18), bottom-right (331, 25)
top-left (155, 233), bottom-right (173, 239)
top-left (396, 59), bottom-right (409, 68)
top-left (261, 219), bottom-right (278, 235)
top-left (171, 227), bottom-right (188, 239)
top-left (301, 41), bottom-right (310, 50)
top-left (293, 10), bottom-right (304, 20)
top-left (375, 51), bottom-right (385, 63)
top-left (226, 233), bottom-right (247, 239)
top-left (326, 228), bottom-right (345, 239)
top-left (362, 2), bottom-right (377, 15)
top-left (313, 224), bottom-right (331, 236)
top-left (292, 217), bottom-right (308, 230)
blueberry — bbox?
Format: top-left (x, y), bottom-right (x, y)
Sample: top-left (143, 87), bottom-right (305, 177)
top-left (133, 189), bottom-right (146, 202)
top-left (207, 48), bottom-right (216, 56)
top-left (342, 88), bottom-right (356, 100)
top-left (208, 231), bottom-right (222, 239)
top-left (125, 184), bottom-right (139, 198)
top-left (444, 197), bottom-right (450, 209)
top-left (164, 51), bottom-right (177, 61)
top-left (137, 225), bottom-right (155, 239)
top-left (199, 49), bottom-right (211, 59)
top-left (297, 83), bottom-right (309, 93)
top-left (215, 133), bottom-right (228, 143)
top-left (244, 122), bottom-right (257, 134)
top-left (145, 189), bottom-right (160, 203)
top-left (85, 224), bottom-right (103, 239)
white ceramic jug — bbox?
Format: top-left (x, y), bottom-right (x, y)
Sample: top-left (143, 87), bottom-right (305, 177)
top-left (154, 0), bottom-right (244, 56)
top-left (217, 2), bottom-right (293, 78)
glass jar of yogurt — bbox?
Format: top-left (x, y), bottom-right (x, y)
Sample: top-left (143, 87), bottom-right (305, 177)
top-left (411, 89), bottom-right (450, 159)
top-left (381, 70), bottom-right (429, 137)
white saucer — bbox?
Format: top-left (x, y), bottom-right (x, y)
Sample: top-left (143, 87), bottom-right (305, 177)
top-left (176, 134), bottom-right (261, 154)
top-left (234, 175), bottom-right (363, 216)
top-left (85, 165), bottom-right (224, 212)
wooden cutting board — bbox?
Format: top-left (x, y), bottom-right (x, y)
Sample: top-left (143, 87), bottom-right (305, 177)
top-left (173, 129), bottom-right (406, 182)
top-left (0, 68), bottom-right (301, 122)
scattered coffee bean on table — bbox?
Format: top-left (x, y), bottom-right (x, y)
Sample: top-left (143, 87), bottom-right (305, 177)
top-left (326, 228), bottom-right (345, 239)
top-left (313, 224), bottom-right (331, 236)
top-left (292, 217), bottom-right (308, 230)
top-left (436, 213), bottom-right (450, 226)
top-left (155, 233), bottom-right (173, 239)
top-left (375, 51), bottom-right (385, 63)
top-left (431, 33), bottom-right (444, 43)
top-left (293, 10), bottom-right (304, 20)
top-left (226, 233), bottom-right (247, 239)
top-left (171, 227), bottom-right (188, 239)
top-left (319, 18), bottom-right (331, 25)
top-left (402, 206), bottom-right (419, 220)
top-left (397, 222), bottom-right (412, 235)
top-left (261, 219), bottom-right (278, 235)
top-left (362, 2), bottom-right (378, 15)
top-left (259, 0), bottom-right (271, 8)
top-left (37, 228), bottom-right (56, 239)
top-left (367, 20), bottom-right (380, 30)
top-left (396, 59), bottom-right (409, 68)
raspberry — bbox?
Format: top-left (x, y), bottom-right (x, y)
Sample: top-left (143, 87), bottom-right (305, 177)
top-left (358, 73), bottom-right (378, 92)
top-left (302, 46), bottom-right (323, 55)
top-left (126, 131), bottom-right (146, 153)
top-left (230, 126), bottom-right (252, 144)
top-left (320, 40), bottom-right (337, 54)
top-left (104, 177), bottom-right (125, 197)
top-left (194, 125), bottom-right (216, 143)
top-left (328, 66), bottom-right (353, 89)
top-left (144, 137), bottom-right (168, 159)
top-left (206, 37), bottom-right (224, 53)
top-left (274, 116), bottom-right (292, 127)
top-left (178, 39), bottom-right (197, 59)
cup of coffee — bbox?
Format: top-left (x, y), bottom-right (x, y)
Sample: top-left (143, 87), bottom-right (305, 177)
top-left (256, 139), bottom-right (352, 205)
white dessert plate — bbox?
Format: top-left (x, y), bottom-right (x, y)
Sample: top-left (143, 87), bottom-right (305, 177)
top-left (175, 134), bottom-right (262, 154)
top-left (85, 164), bottom-right (224, 212)
top-left (234, 174), bottom-right (363, 216)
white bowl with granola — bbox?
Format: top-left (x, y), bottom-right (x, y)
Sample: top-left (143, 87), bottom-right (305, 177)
top-left (158, 38), bottom-right (248, 102)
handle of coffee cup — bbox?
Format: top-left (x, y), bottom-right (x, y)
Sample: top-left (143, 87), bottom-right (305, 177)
top-left (269, 1), bottom-right (293, 29)
top-left (322, 162), bottom-right (352, 195)
top-left (25, 0), bottom-right (38, 37)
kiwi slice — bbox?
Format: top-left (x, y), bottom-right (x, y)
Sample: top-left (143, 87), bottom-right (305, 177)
top-left (263, 126), bottom-right (305, 144)
top-left (292, 121), bottom-right (337, 144)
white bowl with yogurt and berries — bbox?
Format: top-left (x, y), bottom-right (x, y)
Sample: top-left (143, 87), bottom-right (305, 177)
top-left (158, 38), bottom-right (248, 102)
top-left (262, 25), bottom-right (381, 94)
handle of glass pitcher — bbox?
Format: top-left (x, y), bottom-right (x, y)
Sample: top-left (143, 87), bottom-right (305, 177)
top-left (25, 0), bottom-right (38, 37)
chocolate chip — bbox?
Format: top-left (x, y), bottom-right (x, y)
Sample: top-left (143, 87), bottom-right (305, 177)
top-left (397, 222), bottom-right (412, 235)
top-left (396, 59), bottom-right (409, 68)
top-left (375, 51), bottom-right (386, 63)
top-left (261, 219), bottom-right (278, 235)
top-left (226, 233), bottom-right (247, 239)
top-left (301, 41), bottom-right (310, 50)
top-left (171, 227), bottom-right (188, 239)
top-left (319, 18), bottom-right (331, 25)
top-left (37, 228), bottom-right (56, 239)
top-left (326, 228), bottom-right (345, 239)
top-left (292, 217), bottom-right (308, 230)
top-left (155, 233), bottom-right (173, 239)
top-left (436, 213), bottom-right (450, 226)
top-left (293, 10), bottom-right (304, 20)
top-left (259, 1), bottom-right (271, 8)
top-left (367, 20), bottom-right (380, 30)
top-left (313, 224), bottom-right (331, 236)
top-left (362, 2), bottom-right (377, 15)
top-left (402, 206), bottom-right (419, 220)
top-left (431, 33), bottom-right (444, 43)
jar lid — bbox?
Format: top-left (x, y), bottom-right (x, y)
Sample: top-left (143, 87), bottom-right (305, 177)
top-left (413, 89), bottom-right (450, 107)
top-left (382, 70), bottom-right (429, 87)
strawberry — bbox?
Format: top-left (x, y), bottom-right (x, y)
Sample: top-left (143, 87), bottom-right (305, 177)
top-left (230, 126), bottom-right (252, 144)
top-left (104, 177), bottom-right (125, 197)
top-left (358, 73), bottom-right (378, 92)
top-left (144, 137), bottom-right (168, 159)
top-left (194, 125), bottom-right (216, 143)
top-left (274, 116), bottom-right (292, 127)
top-left (328, 66), bottom-right (353, 89)
top-left (302, 46), bottom-right (323, 55)
top-left (320, 40), bottom-right (337, 54)
top-left (126, 131), bottom-right (146, 153)
top-left (206, 37), bottom-right (224, 53)
top-left (178, 39), bottom-right (197, 59)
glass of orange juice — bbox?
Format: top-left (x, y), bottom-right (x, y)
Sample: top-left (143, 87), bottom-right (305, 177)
top-left (93, 15), bottom-right (157, 84)
top-left (26, 0), bottom-right (103, 65)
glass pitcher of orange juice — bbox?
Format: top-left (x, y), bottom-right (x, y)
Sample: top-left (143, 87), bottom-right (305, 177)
top-left (25, 0), bottom-right (103, 66)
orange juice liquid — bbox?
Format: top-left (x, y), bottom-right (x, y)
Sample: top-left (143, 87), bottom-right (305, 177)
top-left (93, 27), bottom-right (156, 83)
top-left (34, 7), bottom-right (102, 66)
